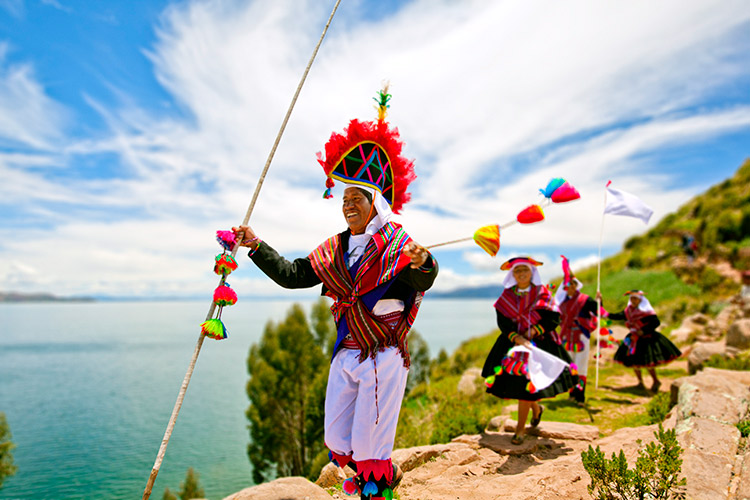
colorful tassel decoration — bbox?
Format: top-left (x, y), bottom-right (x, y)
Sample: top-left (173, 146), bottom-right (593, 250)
top-left (382, 487), bottom-right (394, 500)
top-left (539, 177), bottom-right (566, 198)
top-left (502, 351), bottom-right (529, 377)
top-left (362, 481), bottom-right (379, 497)
top-left (213, 284), bottom-right (238, 307)
top-left (550, 181), bottom-right (581, 203)
top-left (516, 204), bottom-right (545, 224)
top-left (473, 224), bottom-right (501, 256)
top-left (216, 230), bottom-right (236, 251)
top-left (342, 478), bottom-right (360, 496)
top-left (214, 253), bottom-right (238, 276)
top-left (599, 332), bottom-right (619, 349)
top-left (526, 381), bottom-right (537, 393)
top-left (323, 177), bottom-right (335, 199)
top-left (569, 363), bottom-right (579, 376)
top-left (484, 375), bottom-right (496, 388)
top-left (201, 318), bottom-right (228, 340)
top-left (493, 365), bottom-right (503, 375)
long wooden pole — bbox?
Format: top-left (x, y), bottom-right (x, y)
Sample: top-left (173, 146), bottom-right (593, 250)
top-left (141, 1), bottom-right (342, 498)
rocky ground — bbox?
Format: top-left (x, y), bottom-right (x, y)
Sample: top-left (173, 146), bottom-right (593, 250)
top-left (223, 366), bottom-right (750, 500)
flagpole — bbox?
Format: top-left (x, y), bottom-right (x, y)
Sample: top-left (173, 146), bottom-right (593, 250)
top-left (595, 183), bottom-right (608, 389)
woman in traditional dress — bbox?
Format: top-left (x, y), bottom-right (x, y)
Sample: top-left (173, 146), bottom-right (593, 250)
top-left (606, 290), bottom-right (681, 392)
top-left (554, 256), bottom-right (601, 405)
top-left (482, 257), bottom-right (577, 445)
top-left (234, 90), bottom-right (437, 500)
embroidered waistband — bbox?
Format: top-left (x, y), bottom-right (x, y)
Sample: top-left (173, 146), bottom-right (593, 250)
top-left (341, 311), bottom-right (404, 350)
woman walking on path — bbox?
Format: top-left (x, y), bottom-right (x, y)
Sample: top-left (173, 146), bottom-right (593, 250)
top-left (606, 290), bottom-right (681, 392)
top-left (554, 256), bottom-right (602, 405)
top-left (481, 257), bottom-right (577, 445)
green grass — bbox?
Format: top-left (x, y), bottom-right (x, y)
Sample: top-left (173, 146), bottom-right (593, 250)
top-left (577, 269), bottom-right (701, 313)
top-left (737, 420), bottom-right (750, 438)
top-left (401, 339), bottom-right (688, 443)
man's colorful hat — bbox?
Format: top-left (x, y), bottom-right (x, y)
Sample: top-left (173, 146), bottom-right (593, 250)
top-left (316, 83), bottom-right (416, 214)
top-left (500, 256), bottom-right (543, 271)
top-left (624, 290), bottom-right (646, 296)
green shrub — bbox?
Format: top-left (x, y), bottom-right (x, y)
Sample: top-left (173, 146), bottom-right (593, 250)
top-left (646, 392), bottom-right (674, 424)
top-left (0, 412), bottom-right (16, 489)
top-left (737, 420), bottom-right (750, 438)
top-left (429, 396), bottom-right (484, 444)
top-left (581, 425), bottom-right (686, 500)
top-left (698, 267), bottom-right (723, 291)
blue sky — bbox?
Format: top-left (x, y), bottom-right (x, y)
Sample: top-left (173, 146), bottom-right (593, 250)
top-left (1, 0), bottom-right (749, 298)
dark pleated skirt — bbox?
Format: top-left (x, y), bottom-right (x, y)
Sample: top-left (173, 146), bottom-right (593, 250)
top-left (481, 332), bottom-right (578, 401)
top-left (613, 331), bottom-right (681, 367)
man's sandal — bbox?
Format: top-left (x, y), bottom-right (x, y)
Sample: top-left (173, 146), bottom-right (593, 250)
top-left (390, 463), bottom-right (403, 490)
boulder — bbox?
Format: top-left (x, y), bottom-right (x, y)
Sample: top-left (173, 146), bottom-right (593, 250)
top-left (671, 313), bottom-right (716, 344)
top-left (222, 477), bottom-right (331, 500)
top-left (670, 367), bottom-right (749, 499)
top-left (486, 415), bottom-right (505, 432)
top-left (457, 367), bottom-right (483, 395)
top-left (673, 367), bottom-right (750, 424)
top-left (686, 340), bottom-right (725, 374)
top-left (715, 303), bottom-right (741, 331)
top-left (391, 442), bottom-right (471, 472)
top-left (314, 462), bottom-right (347, 488)
top-left (502, 419), bottom-right (600, 441)
top-left (681, 448), bottom-right (734, 500)
top-left (726, 319), bottom-right (750, 350)
top-left (733, 449), bottom-right (750, 500)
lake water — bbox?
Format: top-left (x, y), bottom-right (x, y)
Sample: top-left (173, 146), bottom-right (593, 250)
top-left (0, 297), bottom-right (494, 500)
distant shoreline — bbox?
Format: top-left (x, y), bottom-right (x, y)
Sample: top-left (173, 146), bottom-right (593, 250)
top-left (0, 291), bottom-right (95, 303)
top-left (0, 285), bottom-right (500, 303)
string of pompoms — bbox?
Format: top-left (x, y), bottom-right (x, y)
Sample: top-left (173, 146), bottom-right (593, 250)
top-left (426, 177), bottom-right (582, 257)
top-left (199, 231), bottom-right (240, 340)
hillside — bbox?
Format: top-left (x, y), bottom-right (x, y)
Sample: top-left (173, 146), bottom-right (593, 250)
top-left (575, 157), bottom-right (750, 320)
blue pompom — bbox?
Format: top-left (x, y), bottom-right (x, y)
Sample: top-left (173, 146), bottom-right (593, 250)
top-left (362, 480), bottom-right (379, 496)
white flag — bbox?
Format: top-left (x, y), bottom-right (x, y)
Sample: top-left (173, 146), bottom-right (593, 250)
top-left (604, 182), bottom-right (653, 224)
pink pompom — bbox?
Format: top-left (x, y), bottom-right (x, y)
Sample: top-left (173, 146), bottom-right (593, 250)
top-left (550, 181), bottom-right (581, 203)
top-left (216, 230), bottom-right (236, 251)
top-left (213, 284), bottom-right (238, 307)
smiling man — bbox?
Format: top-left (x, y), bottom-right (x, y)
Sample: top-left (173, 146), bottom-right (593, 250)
top-left (233, 89), bottom-right (437, 500)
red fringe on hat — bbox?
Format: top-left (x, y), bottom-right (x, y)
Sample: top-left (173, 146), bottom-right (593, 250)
top-left (316, 119), bottom-right (415, 214)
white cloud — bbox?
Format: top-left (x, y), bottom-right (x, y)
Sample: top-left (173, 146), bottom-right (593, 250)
top-left (0, 45), bottom-right (68, 149)
top-left (1, 0), bottom-right (749, 296)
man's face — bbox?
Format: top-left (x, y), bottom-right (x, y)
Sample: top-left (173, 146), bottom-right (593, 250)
top-left (342, 187), bottom-right (373, 234)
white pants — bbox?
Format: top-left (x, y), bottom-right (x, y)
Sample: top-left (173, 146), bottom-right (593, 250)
top-left (325, 346), bottom-right (409, 461)
top-left (567, 337), bottom-right (590, 377)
